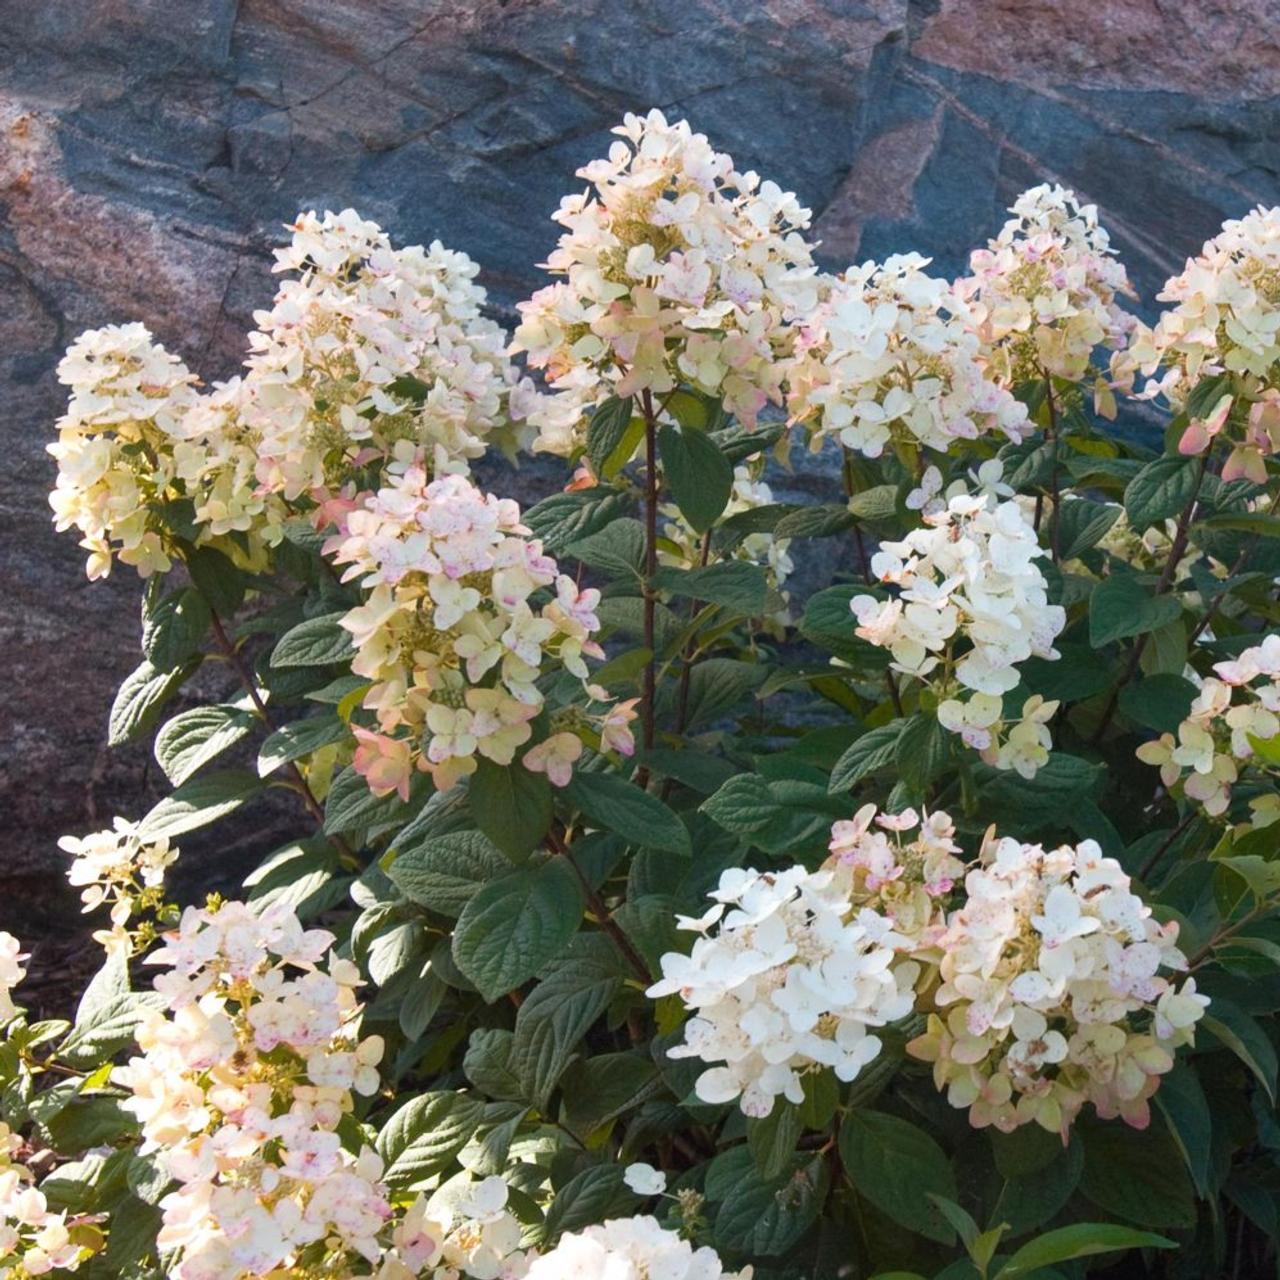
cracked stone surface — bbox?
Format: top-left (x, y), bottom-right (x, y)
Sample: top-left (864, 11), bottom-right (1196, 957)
top-left (2, 0), bottom-right (1278, 885)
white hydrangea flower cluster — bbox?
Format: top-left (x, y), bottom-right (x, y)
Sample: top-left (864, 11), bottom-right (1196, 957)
top-left (241, 209), bottom-right (535, 500)
top-left (0, 1123), bottom-right (93, 1276)
top-left (58, 817), bottom-right (177, 958)
top-left (0, 937), bottom-right (25, 1031)
top-left (660, 463), bottom-right (794, 629)
top-left (1136, 635), bottom-right (1280, 824)
top-left (119, 900), bottom-right (391, 1280)
top-left (824, 804), bottom-right (965, 945)
top-left (50, 212), bottom-right (535, 581)
top-left (908, 832), bottom-right (1208, 1136)
top-left (376, 1175), bottom-right (529, 1280)
top-left (512, 109), bottom-right (819, 454)
top-left (786, 253), bottom-right (1030, 460)
top-left (328, 460), bottom-right (630, 797)
top-left (956, 183), bottom-right (1137, 406)
top-left (48, 323), bottom-right (201, 580)
top-left (647, 865), bottom-right (919, 1118)
top-left (1121, 206), bottom-right (1280, 481)
top-left (849, 490), bottom-right (1066, 776)
top-left (524, 1215), bottom-right (748, 1280)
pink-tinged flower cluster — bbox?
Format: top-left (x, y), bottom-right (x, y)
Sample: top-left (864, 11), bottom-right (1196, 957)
top-left (524, 1216), bottom-right (747, 1280)
top-left (512, 109), bottom-right (819, 454)
top-left (787, 253), bottom-right (1030, 460)
top-left (50, 212), bottom-right (537, 581)
top-left (48, 323), bottom-right (201, 580)
top-left (118, 901), bottom-right (390, 1280)
top-left (956, 184), bottom-right (1137, 410)
top-left (377, 1175), bottom-right (530, 1280)
top-left (59, 817), bottom-right (177, 958)
top-left (1136, 635), bottom-right (1280, 824)
top-left (824, 804), bottom-right (965, 944)
top-left (329, 462), bottom-right (629, 797)
top-left (1121, 206), bottom-right (1280, 480)
top-left (647, 865), bottom-right (919, 1118)
top-left (908, 832), bottom-right (1207, 1136)
top-left (849, 490), bottom-right (1065, 776)
top-left (0, 1122), bottom-right (93, 1275)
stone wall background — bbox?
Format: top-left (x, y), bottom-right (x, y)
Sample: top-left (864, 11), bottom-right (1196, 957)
top-left (3, 0), bottom-right (1279, 903)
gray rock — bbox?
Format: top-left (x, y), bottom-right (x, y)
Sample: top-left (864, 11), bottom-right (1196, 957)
top-left (2, 0), bottom-right (1278, 883)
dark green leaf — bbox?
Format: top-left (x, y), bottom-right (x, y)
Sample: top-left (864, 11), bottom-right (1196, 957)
top-left (1118, 674), bottom-right (1198, 735)
top-left (452, 858), bottom-right (585, 1001)
top-left (109, 658), bottom-right (198, 747)
top-left (585, 396), bottom-right (637, 477)
top-left (271, 611), bottom-right (353, 668)
top-left (542, 1165), bottom-right (630, 1242)
top-left (137, 769), bottom-right (261, 840)
top-left (714, 1148), bottom-right (829, 1256)
top-left (656, 561), bottom-right (769, 616)
top-left (995, 1224), bottom-right (1175, 1279)
top-left (375, 1092), bottom-right (485, 1187)
top-left (1124, 456), bottom-right (1200, 531)
top-left (565, 519), bottom-right (646, 577)
top-left (387, 830), bottom-right (512, 917)
top-left (658, 423), bottom-right (733, 532)
top-left (1090, 575), bottom-right (1183, 648)
top-left (257, 714), bottom-right (347, 776)
top-left (155, 703), bottom-right (256, 786)
top-left (829, 723), bottom-right (904, 793)
top-left (469, 758), bottom-right (554, 860)
top-left (142, 588), bottom-right (211, 669)
top-left (1079, 1121), bottom-right (1196, 1228)
top-left (564, 772), bottom-right (690, 855)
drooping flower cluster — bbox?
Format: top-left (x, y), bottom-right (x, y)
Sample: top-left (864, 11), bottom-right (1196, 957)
top-left (786, 253), bottom-right (1030, 460)
top-left (908, 832), bottom-right (1208, 1135)
top-left (0, 1122), bottom-right (94, 1276)
top-left (119, 900), bottom-right (391, 1280)
top-left (58, 818), bottom-right (178, 958)
top-left (524, 1216), bottom-right (747, 1280)
top-left (849, 490), bottom-right (1066, 775)
top-left (1136, 635), bottom-right (1280, 824)
top-left (648, 865), bottom-right (919, 1117)
top-left (329, 461), bottom-right (627, 796)
top-left (512, 109), bottom-right (819, 454)
top-left (48, 323), bottom-right (201, 580)
top-left (377, 1176), bottom-right (530, 1280)
top-left (955, 184), bottom-right (1137, 407)
top-left (49, 212), bottom-right (536, 581)
top-left (824, 804), bottom-right (965, 946)
top-left (660, 463), bottom-right (794, 630)
top-left (1121, 206), bottom-right (1280, 480)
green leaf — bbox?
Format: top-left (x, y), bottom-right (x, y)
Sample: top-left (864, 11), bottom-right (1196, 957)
top-left (895, 713), bottom-right (951, 792)
top-left (59, 991), bottom-right (165, 1069)
top-left (565, 519), bottom-right (646, 577)
top-left (1056, 498), bottom-right (1122, 561)
top-left (774, 503), bottom-right (857, 539)
top-left (847, 484), bottom-right (900, 522)
top-left (702, 772), bottom-right (840, 853)
top-left (142, 587), bottom-right (211, 669)
top-left (634, 748), bottom-right (738, 795)
top-left (1118, 674), bottom-right (1198, 734)
top-left (1155, 1063), bottom-right (1213, 1199)
top-left (1079, 1121), bottom-right (1196, 1228)
top-left (271, 611), bottom-right (353, 668)
top-left (185, 545), bottom-right (246, 615)
top-left (1202, 999), bottom-right (1278, 1101)
top-left (452, 858), bottom-right (586, 1001)
top-left (658, 423), bottom-right (733, 532)
top-left (585, 395), bottom-right (637, 477)
top-left (468, 758), bottom-right (553, 860)
top-left (839, 1109), bottom-right (957, 1244)
top-left (829, 723), bottom-right (904, 793)
top-left (155, 704), bottom-right (256, 786)
top-left (990, 1130), bottom-right (1084, 1239)
top-left (1199, 511), bottom-right (1280, 538)
top-left (108, 658), bottom-right (198, 747)
top-left (541, 1165), bottom-right (630, 1242)
top-left (324, 764), bottom-right (409, 837)
top-left (561, 1052), bottom-right (661, 1141)
top-left (747, 1102), bottom-right (805, 1180)
top-left (386, 831), bottom-right (512, 918)
top-left (977, 753), bottom-right (1100, 831)
top-left (375, 1092), bottom-right (485, 1188)
top-left (1089, 575), bottom-right (1183, 648)
top-left (509, 935), bottom-right (624, 1107)
top-left (656, 561), bottom-right (769, 616)
top-left (680, 658), bottom-right (766, 730)
top-left (523, 488), bottom-right (632, 556)
top-left (564, 772), bottom-right (691, 855)
top-left (1124, 456), bottom-right (1200, 531)
top-left (995, 1223), bottom-right (1175, 1279)
top-left (257, 714), bottom-right (347, 776)
top-left (464, 1029), bottom-right (526, 1101)
top-left (714, 1148), bottom-right (829, 1256)
top-left (137, 769), bottom-right (261, 840)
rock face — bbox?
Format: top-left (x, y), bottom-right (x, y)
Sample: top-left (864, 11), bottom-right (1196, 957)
top-left (2, 0), bottom-right (1279, 884)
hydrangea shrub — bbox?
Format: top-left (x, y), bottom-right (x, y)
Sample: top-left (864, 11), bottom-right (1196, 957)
top-left (15, 111), bottom-right (1280, 1279)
